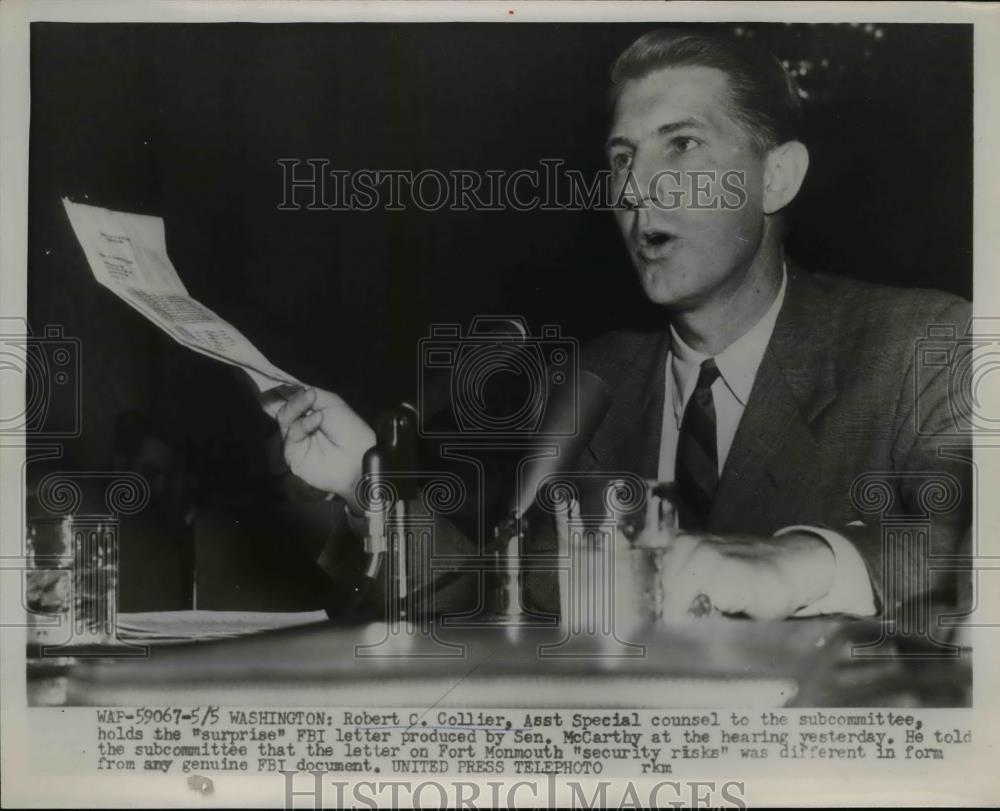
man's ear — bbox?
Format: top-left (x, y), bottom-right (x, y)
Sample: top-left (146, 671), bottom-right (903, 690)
top-left (762, 141), bottom-right (809, 215)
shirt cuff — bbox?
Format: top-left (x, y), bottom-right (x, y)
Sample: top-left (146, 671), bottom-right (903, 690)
top-left (776, 524), bottom-right (877, 617)
top-left (343, 502), bottom-right (368, 536)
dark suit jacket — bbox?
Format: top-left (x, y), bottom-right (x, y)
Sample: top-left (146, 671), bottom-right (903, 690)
top-left (578, 265), bottom-right (973, 613)
top-left (319, 266), bottom-right (972, 620)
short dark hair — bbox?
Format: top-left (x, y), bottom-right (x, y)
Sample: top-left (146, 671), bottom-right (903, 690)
top-left (609, 28), bottom-right (803, 152)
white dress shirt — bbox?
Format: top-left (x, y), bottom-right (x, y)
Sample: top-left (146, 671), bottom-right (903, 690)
top-left (656, 268), bottom-right (876, 617)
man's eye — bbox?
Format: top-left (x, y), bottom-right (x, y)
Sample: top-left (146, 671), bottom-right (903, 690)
top-left (611, 152), bottom-right (632, 171)
top-left (671, 136), bottom-right (701, 153)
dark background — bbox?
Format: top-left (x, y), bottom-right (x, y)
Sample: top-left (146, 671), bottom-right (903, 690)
top-left (25, 22), bottom-right (973, 608)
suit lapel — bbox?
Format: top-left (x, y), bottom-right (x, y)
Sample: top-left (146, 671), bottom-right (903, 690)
top-left (584, 329), bottom-right (670, 478)
top-left (634, 330), bottom-right (669, 478)
top-left (708, 353), bottom-right (821, 532)
top-left (583, 265), bottom-right (839, 529)
top-left (709, 268), bottom-right (838, 533)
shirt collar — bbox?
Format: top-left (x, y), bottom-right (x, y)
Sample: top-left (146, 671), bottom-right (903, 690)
top-left (670, 264), bottom-right (788, 427)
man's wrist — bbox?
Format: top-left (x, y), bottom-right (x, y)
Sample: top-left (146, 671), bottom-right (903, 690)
top-left (777, 525), bottom-right (878, 617)
top-left (340, 468), bottom-right (366, 516)
top-left (775, 530), bottom-right (837, 609)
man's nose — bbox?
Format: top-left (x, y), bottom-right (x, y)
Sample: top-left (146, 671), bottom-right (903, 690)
top-left (629, 205), bottom-right (658, 242)
top-left (627, 148), bottom-right (665, 208)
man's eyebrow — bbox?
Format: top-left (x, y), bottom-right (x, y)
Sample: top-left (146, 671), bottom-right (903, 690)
top-left (656, 117), bottom-right (708, 137)
top-left (605, 118), bottom-right (709, 152)
top-left (604, 134), bottom-right (635, 152)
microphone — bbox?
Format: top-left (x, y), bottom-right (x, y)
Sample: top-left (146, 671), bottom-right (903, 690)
top-left (417, 317), bottom-right (528, 427)
top-left (490, 369), bottom-right (611, 623)
top-left (509, 369), bottom-right (613, 518)
top-left (399, 369), bottom-right (612, 617)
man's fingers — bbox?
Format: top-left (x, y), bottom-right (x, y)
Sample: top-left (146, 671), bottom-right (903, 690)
top-left (662, 542), bottom-right (717, 617)
top-left (738, 567), bottom-right (796, 620)
top-left (700, 555), bottom-right (796, 619)
top-left (660, 541), bottom-right (762, 618)
top-left (658, 533), bottom-right (702, 580)
top-left (690, 556), bottom-right (755, 617)
top-left (659, 536), bottom-right (713, 616)
top-left (259, 383), bottom-right (303, 419)
top-left (276, 387), bottom-right (317, 437)
top-left (260, 397), bottom-right (283, 420)
top-left (659, 541), bottom-right (799, 620)
top-left (285, 408), bottom-right (323, 445)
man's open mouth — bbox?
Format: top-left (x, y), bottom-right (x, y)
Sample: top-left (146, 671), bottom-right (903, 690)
top-left (634, 229), bottom-right (676, 261)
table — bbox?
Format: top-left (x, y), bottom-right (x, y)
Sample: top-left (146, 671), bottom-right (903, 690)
top-left (27, 612), bottom-right (971, 708)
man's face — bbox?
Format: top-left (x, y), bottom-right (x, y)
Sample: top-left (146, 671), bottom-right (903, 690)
top-left (607, 65), bottom-right (770, 310)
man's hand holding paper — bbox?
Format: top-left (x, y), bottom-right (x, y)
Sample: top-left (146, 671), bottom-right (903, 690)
top-left (274, 386), bottom-right (374, 511)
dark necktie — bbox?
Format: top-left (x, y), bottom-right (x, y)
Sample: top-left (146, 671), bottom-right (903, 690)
top-left (675, 358), bottom-right (721, 530)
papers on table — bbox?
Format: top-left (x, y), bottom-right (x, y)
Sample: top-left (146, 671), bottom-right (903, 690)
top-left (115, 610), bottom-right (328, 643)
top-left (62, 198), bottom-right (300, 392)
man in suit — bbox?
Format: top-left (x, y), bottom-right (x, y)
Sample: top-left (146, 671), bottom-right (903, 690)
top-left (575, 29), bottom-right (972, 619)
top-left (274, 28), bottom-right (972, 620)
